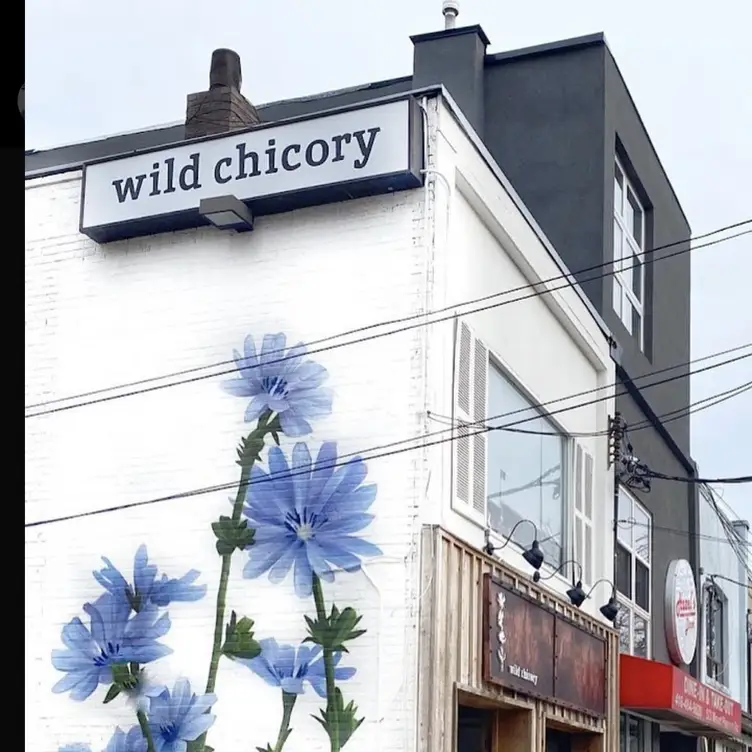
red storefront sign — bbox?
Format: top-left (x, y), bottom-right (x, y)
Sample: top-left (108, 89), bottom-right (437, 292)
top-left (672, 670), bottom-right (742, 735)
top-left (620, 654), bottom-right (742, 736)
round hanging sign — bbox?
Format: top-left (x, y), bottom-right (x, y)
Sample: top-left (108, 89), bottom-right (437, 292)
top-left (664, 558), bottom-right (698, 666)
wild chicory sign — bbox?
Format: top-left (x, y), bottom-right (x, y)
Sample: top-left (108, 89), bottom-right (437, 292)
top-left (80, 97), bottom-right (423, 242)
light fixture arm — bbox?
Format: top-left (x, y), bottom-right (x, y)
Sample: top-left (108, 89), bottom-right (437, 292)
top-left (484, 519), bottom-right (539, 554)
top-left (584, 578), bottom-right (617, 601)
top-left (533, 559), bottom-right (582, 584)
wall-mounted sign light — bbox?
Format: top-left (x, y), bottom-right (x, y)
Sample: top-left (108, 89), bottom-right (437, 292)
top-left (199, 195), bottom-right (254, 232)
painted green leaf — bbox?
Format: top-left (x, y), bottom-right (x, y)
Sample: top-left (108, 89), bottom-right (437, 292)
top-left (211, 516), bottom-right (255, 555)
top-left (304, 605), bottom-right (366, 652)
top-left (103, 684), bottom-right (121, 704)
top-left (236, 434), bottom-right (267, 467)
top-left (222, 610), bottom-right (262, 660)
top-left (312, 688), bottom-right (363, 748)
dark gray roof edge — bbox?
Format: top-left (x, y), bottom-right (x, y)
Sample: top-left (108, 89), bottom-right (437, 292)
top-left (433, 86), bottom-right (616, 352)
top-left (25, 74), bottom-right (413, 179)
top-left (410, 23), bottom-right (491, 48)
top-left (485, 31), bottom-right (605, 63)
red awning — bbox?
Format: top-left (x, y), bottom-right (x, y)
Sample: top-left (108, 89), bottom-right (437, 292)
top-left (620, 654), bottom-right (742, 737)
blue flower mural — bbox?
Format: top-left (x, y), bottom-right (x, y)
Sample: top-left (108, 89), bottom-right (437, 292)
top-left (52, 594), bottom-right (171, 701)
top-left (242, 442), bottom-right (382, 598)
top-left (222, 333), bottom-right (333, 436)
top-left (94, 545), bottom-right (206, 612)
top-left (243, 638), bottom-right (355, 697)
top-left (59, 745), bottom-right (93, 752)
top-left (104, 727), bottom-right (148, 752)
top-left (51, 332), bottom-right (378, 752)
top-left (147, 679), bottom-right (217, 752)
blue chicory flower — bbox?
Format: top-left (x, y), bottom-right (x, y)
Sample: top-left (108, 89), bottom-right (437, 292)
top-left (148, 678), bottom-right (217, 752)
top-left (242, 442), bottom-right (382, 597)
top-left (94, 544), bottom-right (206, 613)
top-left (51, 594), bottom-right (172, 701)
top-left (243, 637), bottom-right (355, 697)
top-left (103, 727), bottom-right (148, 752)
top-left (222, 333), bottom-right (333, 436)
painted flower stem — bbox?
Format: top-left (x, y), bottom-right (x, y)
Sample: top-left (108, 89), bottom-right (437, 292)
top-left (137, 708), bottom-right (156, 752)
top-left (205, 459), bottom-right (254, 696)
top-left (312, 574), bottom-right (339, 752)
top-left (271, 691), bottom-right (298, 752)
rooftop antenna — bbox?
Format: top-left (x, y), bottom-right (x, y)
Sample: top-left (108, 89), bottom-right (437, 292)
top-left (442, 0), bottom-right (459, 29)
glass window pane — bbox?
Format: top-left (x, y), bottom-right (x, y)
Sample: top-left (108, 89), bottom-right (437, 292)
top-left (627, 716), bottom-right (641, 752)
top-left (623, 299), bottom-right (634, 334)
top-left (615, 164), bottom-right (624, 214)
top-left (617, 490), bottom-right (632, 546)
top-left (624, 200), bottom-right (635, 244)
top-left (633, 612), bottom-right (648, 657)
top-left (628, 189), bottom-right (643, 248)
top-left (631, 252), bottom-right (642, 299)
top-left (632, 306), bottom-right (641, 344)
top-left (614, 220), bottom-right (624, 262)
top-left (615, 602), bottom-right (631, 654)
top-left (616, 544), bottom-right (632, 598)
top-left (635, 560), bottom-right (650, 611)
top-left (633, 503), bottom-right (651, 564)
top-left (613, 279), bottom-right (623, 319)
top-left (486, 364), bottom-right (563, 568)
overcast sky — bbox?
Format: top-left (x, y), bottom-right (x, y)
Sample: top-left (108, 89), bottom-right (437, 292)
top-left (25, 1), bottom-right (751, 523)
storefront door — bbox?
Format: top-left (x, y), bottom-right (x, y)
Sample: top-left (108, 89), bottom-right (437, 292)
top-left (457, 704), bottom-right (493, 752)
top-left (545, 729), bottom-right (573, 752)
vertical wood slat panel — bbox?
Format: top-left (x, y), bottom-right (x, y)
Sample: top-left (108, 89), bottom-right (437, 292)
top-left (422, 527), bottom-right (620, 752)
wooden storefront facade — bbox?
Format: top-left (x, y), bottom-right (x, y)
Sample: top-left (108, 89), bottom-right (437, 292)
top-left (417, 526), bottom-right (620, 752)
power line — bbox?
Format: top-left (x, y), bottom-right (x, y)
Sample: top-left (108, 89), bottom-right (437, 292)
top-left (25, 346), bottom-right (751, 529)
top-left (708, 574), bottom-right (752, 591)
top-left (647, 471), bottom-right (752, 485)
top-left (618, 518), bottom-right (750, 546)
top-left (429, 375), bottom-right (752, 438)
top-left (25, 221), bottom-right (752, 417)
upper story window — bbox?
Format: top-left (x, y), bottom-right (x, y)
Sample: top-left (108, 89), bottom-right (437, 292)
top-left (704, 584), bottom-right (726, 686)
top-left (450, 320), bottom-right (597, 585)
top-left (613, 160), bottom-right (645, 350)
top-left (614, 488), bottom-right (651, 657)
top-left (485, 360), bottom-right (566, 569)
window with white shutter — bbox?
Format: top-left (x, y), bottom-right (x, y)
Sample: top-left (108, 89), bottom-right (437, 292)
top-left (573, 443), bottom-right (595, 586)
top-left (451, 319), bottom-right (488, 523)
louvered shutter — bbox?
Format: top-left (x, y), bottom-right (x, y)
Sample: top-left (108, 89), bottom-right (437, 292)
top-left (573, 441), bottom-right (595, 585)
top-left (452, 319), bottom-right (488, 522)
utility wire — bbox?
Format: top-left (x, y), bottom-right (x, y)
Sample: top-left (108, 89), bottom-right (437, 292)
top-left (428, 375), bottom-right (752, 438)
top-left (617, 518), bottom-right (751, 547)
top-left (25, 347), bottom-right (751, 529)
top-left (708, 574), bottom-right (752, 591)
top-left (25, 221), bottom-right (752, 417)
top-left (646, 471), bottom-right (752, 485)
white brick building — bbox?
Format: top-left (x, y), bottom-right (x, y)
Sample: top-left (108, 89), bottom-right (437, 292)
top-left (26, 56), bottom-right (618, 752)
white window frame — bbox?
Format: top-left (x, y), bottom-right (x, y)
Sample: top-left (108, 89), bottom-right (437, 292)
top-left (616, 488), bottom-right (652, 658)
top-left (613, 157), bottom-right (646, 350)
top-left (704, 582), bottom-right (728, 689)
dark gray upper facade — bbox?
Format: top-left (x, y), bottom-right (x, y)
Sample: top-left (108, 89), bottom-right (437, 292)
top-left (26, 25), bottom-right (698, 671)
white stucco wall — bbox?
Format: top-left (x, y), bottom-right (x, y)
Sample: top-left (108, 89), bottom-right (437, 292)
top-left (698, 487), bottom-right (750, 709)
top-left (25, 171), bottom-right (428, 752)
top-left (418, 95), bottom-right (616, 623)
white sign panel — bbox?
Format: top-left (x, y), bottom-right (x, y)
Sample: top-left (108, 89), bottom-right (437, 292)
top-left (81, 97), bottom-right (422, 242)
top-left (664, 558), bottom-right (698, 666)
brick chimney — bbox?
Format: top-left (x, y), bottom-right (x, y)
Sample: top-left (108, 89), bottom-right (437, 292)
top-left (185, 48), bottom-right (261, 140)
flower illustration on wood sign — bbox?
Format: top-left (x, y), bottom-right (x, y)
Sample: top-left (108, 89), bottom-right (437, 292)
top-left (222, 333), bottom-right (333, 436)
top-left (103, 727), bottom-right (148, 752)
top-left (147, 678), bottom-right (217, 752)
top-left (51, 594), bottom-right (172, 701)
top-left (496, 591), bottom-right (507, 671)
top-left (242, 441), bottom-right (382, 597)
top-left (93, 544), bottom-right (206, 613)
top-left (243, 637), bottom-right (356, 697)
